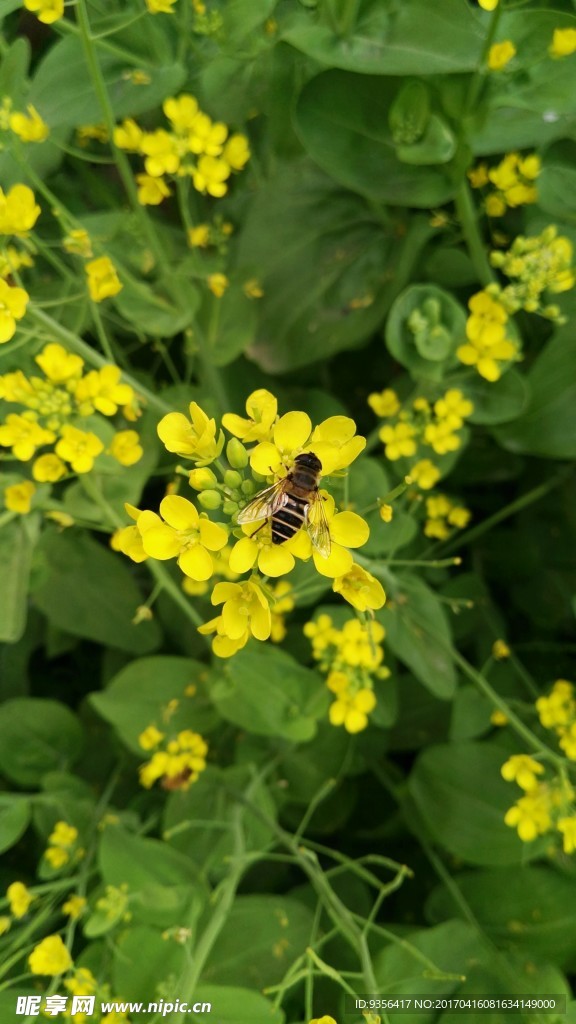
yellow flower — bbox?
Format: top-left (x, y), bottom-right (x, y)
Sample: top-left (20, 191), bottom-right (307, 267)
top-left (111, 505), bottom-right (148, 563)
top-left (549, 28), bottom-right (576, 58)
top-left (138, 494), bottom-right (228, 580)
top-left (23, 0), bottom-right (63, 24)
top-left (62, 895), bottom-right (87, 920)
top-left (35, 343), bottom-right (84, 383)
top-left (157, 401), bottom-right (224, 465)
top-left (492, 639), bottom-right (511, 660)
top-left (457, 290), bottom-right (516, 381)
top-left (146, 0), bottom-right (178, 13)
top-left (434, 389), bottom-right (474, 428)
top-left (207, 272), bottom-right (228, 297)
top-left (223, 134), bottom-right (250, 170)
top-left (138, 725), bottom-right (165, 750)
top-left (243, 278), bottom-right (264, 299)
top-left (85, 256), bottom-right (122, 302)
top-left (379, 421), bottom-right (417, 460)
top-left (332, 563), bottom-right (386, 611)
top-left (136, 174), bottom-right (171, 206)
top-left (109, 430), bottom-right (143, 466)
top-left (188, 224), bottom-right (210, 247)
top-left (55, 425), bottom-right (104, 473)
top-left (367, 388), bottom-right (400, 418)
top-left (49, 822), bottom-right (78, 847)
top-left (478, 0), bottom-right (498, 8)
top-left (468, 163), bottom-right (489, 189)
top-left (229, 522), bottom-right (298, 578)
top-left (31, 453), bottom-right (66, 482)
top-left (222, 389), bottom-right (278, 443)
top-left (192, 155), bottom-right (231, 197)
top-left (491, 709), bottom-right (508, 726)
top-left (208, 579), bottom-right (272, 643)
top-left (0, 246), bottom-right (34, 278)
top-left (4, 480), bottom-right (35, 514)
top-left (409, 459), bottom-right (440, 490)
top-left (28, 935), bottom-right (73, 975)
top-left (9, 105), bottom-right (49, 142)
top-left (329, 684), bottom-right (376, 734)
top-left (0, 413), bottom-right (55, 460)
top-left (0, 279), bottom-right (29, 342)
top-left (0, 917), bottom-right (10, 935)
top-left (45, 846), bottom-right (69, 869)
top-left (163, 94), bottom-right (200, 132)
top-left (286, 492), bottom-right (369, 579)
top-left (501, 754), bottom-right (545, 791)
top-left (504, 786), bottom-right (553, 841)
top-left (75, 365), bottom-right (134, 416)
top-left (485, 193), bottom-right (506, 217)
top-left (7, 881), bottom-right (34, 919)
top-left (113, 118), bottom-right (144, 151)
top-left (423, 419), bottom-right (461, 455)
top-left (310, 1016), bottom-right (338, 1024)
top-left (62, 228), bottom-right (93, 257)
top-left (379, 503), bottom-right (393, 523)
top-left (76, 123), bottom-right (109, 146)
top-left (558, 816), bottom-right (576, 854)
top-left (140, 129), bottom-right (180, 176)
top-left (536, 680), bottom-right (575, 729)
top-left (447, 505), bottom-right (471, 528)
top-left (0, 184), bottom-right (41, 236)
top-left (249, 411), bottom-right (365, 477)
top-left (488, 40), bottom-right (516, 71)
top-left (188, 113), bottom-right (228, 157)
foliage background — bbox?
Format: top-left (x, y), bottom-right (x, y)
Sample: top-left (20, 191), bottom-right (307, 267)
top-left (1, 0), bottom-right (576, 1023)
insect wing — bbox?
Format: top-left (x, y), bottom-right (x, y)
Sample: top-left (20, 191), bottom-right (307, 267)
top-left (306, 493), bottom-right (331, 557)
top-left (237, 480), bottom-right (287, 525)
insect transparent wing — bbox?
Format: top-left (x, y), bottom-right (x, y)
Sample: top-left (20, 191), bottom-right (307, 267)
top-left (236, 480), bottom-right (288, 524)
top-left (306, 493), bottom-right (331, 557)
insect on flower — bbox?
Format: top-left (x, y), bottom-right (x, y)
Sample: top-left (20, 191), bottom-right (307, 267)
top-left (237, 452), bottom-right (331, 556)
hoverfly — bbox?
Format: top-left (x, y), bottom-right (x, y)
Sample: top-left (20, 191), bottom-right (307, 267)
top-left (237, 452), bottom-right (331, 557)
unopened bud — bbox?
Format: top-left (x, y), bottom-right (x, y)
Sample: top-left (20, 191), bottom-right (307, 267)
top-left (222, 499), bottom-right (239, 516)
top-left (198, 489), bottom-right (222, 510)
top-left (241, 479), bottom-right (255, 496)
top-left (189, 467), bottom-right (218, 490)
top-left (226, 437), bottom-right (248, 469)
top-left (224, 469), bottom-right (243, 490)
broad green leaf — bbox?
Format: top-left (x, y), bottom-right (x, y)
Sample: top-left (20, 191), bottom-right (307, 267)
top-left (427, 866), bottom-right (576, 969)
top-left (90, 656), bottom-right (216, 754)
top-left (495, 324), bottom-right (576, 457)
top-left (282, 0), bottom-right (483, 75)
top-left (210, 645), bottom-right (328, 742)
top-left (461, 369), bottom-right (530, 426)
top-left (112, 275), bottom-right (198, 337)
top-left (0, 518), bottom-right (37, 643)
top-left (201, 895), bottom-right (314, 987)
top-left (0, 797), bottom-right (30, 853)
top-left (0, 698), bottom-right (83, 787)
top-left (197, 285), bottom-right (258, 367)
top-left (188, 986), bottom-right (283, 1024)
top-left (408, 742), bottom-right (531, 866)
top-left (388, 674), bottom-right (451, 751)
top-left (112, 925), bottom-right (187, 1004)
top-left (28, 36), bottom-right (186, 129)
top-left (450, 685), bottom-right (492, 741)
top-left (278, 723), bottom-right (351, 804)
top-left (296, 72), bottom-right (456, 207)
top-left (397, 115), bottom-right (456, 166)
top-left (32, 530), bottom-right (161, 654)
top-left (381, 573), bottom-right (457, 699)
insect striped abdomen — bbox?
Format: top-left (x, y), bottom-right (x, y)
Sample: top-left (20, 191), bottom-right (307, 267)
top-left (271, 494), bottom-right (307, 545)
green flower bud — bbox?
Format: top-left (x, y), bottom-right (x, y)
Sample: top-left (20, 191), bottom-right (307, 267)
top-left (241, 479), bottom-right (255, 496)
top-left (189, 467), bottom-right (218, 490)
top-left (224, 469), bottom-right (243, 490)
top-left (198, 489), bottom-right (222, 510)
top-left (226, 437), bottom-right (249, 469)
top-left (223, 499), bottom-right (239, 516)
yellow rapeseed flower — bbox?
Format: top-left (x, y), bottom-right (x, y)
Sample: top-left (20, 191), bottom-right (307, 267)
top-left (558, 816), bottom-right (576, 854)
top-left (109, 430), bottom-right (143, 466)
top-left (409, 458), bottom-right (441, 490)
top-left (146, 0), bottom-right (178, 12)
top-left (188, 224), bottom-right (211, 247)
top-left (10, 104), bottom-right (49, 142)
top-left (23, 0), bottom-right (63, 24)
top-left (249, 410), bottom-right (365, 477)
top-left (328, 680), bottom-right (376, 734)
top-left (192, 155), bottom-right (231, 197)
top-left (62, 894), bottom-right (87, 920)
top-left (0, 184), bottom-right (41, 236)
top-left (379, 421), bottom-right (417, 460)
top-left (4, 480), bottom-right (35, 514)
top-left (138, 494), bottom-right (228, 580)
top-left (457, 290), bottom-right (516, 381)
top-left (492, 639), bottom-right (511, 660)
top-left (501, 754), bottom-right (545, 791)
top-left (55, 425), bottom-right (104, 474)
top-left (207, 272), bottom-right (229, 297)
top-left (367, 388), bottom-right (401, 418)
top-left (136, 174), bottom-right (171, 205)
top-left (199, 579), bottom-right (271, 656)
top-left (488, 41), bottom-right (516, 71)
top-left (0, 413), bottom-right (54, 460)
top-left (222, 134), bottom-right (250, 170)
top-left (75, 365), bottom-right (133, 416)
top-left (110, 504), bottom-right (148, 563)
top-left (28, 934), bottom-right (73, 975)
top-left (85, 256), bottom-right (122, 302)
top-left (549, 28), bottom-right (576, 58)
top-left (158, 401), bottom-right (224, 464)
top-left (138, 725), bottom-right (165, 750)
top-left (222, 389), bottom-right (278, 443)
top-left (504, 785), bottom-right (553, 841)
top-left (7, 881), bottom-right (34, 918)
top-left (62, 228), bottom-right (93, 257)
top-left (32, 452), bottom-right (67, 482)
top-left (332, 563), bottom-right (386, 612)
top-left (478, 0), bottom-right (498, 9)
top-left (113, 118), bottom-right (144, 151)
top-left (0, 280), bottom-right (29, 342)
top-left (140, 129), bottom-right (180, 176)
top-left (35, 343), bottom-right (84, 383)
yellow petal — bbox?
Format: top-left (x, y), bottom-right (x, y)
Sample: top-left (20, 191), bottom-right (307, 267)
top-left (250, 601), bottom-right (272, 640)
top-left (141, 524), bottom-right (181, 559)
top-left (198, 518), bottom-right (228, 551)
top-left (273, 411), bottom-right (311, 453)
top-left (313, 416), bottom-right (356, 443)
top-left (222, 600), bottom-right (248, 639)
top-left (313, 544), bottom-right (353, 578)
top-left (249, 442), bottom-right (283, 476)
top-left (258, 543), bottom-right (294, 577)
top-left (211, 582), bottom-right (239, 605)
top-left (160, 494), bottom-right (199, 530)
top-left (229, 536), bottom-right (258, 574)
top-left (178, 544), bottom-right (213, 581)
top-left (330, 511), bottom-right (369, 549)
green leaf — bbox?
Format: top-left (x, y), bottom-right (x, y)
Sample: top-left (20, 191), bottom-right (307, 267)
top-left (210, 645), bottom-right (328, 742)
top-left (90, 656), bottom-right (216, 754)
top-left (538, 141), bottom-right (576, 225)
top-left (461, 369), bottom-right (530, 426)
top-left (0, 698), bottom-right (83, 787)
top-left (295, 72), bottom-right (456, 207)
top-left (385, 285), bottom-right (466, 380)
top-left (197, 286), bottom-right (258, 367)
top-left (28, 36), bottom-right (186, 129)
top-left (396, 115), bottom-right (456, 166)
top-left (202, 895), bottom-right (314, 987)
top-left (32, 530), bottom-right (161, 654)
top-left (381, 573), bottom-right (457, 699)
top-left (112, 925), bottom-right (187, 1004)
top-left (0, 797), bottom-right (30, 853)
top-left (188, 986), bottom-right (283, 1024)
top-left (112, 275), bottom-right (198, 337)
top-left (408, 741), bottom-right (531, 866)
top-left (0, 518), bottom-right (37, 643)
top-left (427, 866), bottom-right (576, 969)
top-left (282, 0), bottom-right (483, 75)
top-left (494, 324), bottom-right (576, 457)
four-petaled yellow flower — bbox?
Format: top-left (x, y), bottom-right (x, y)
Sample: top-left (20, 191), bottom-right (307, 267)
top-left (7, 881), bottom-right (34, 919)
top-left (4, 480), bottom-right (36, 514)
top-left (157, 402), bottom-right (224, 465)
top-left (9, 105), bottom-right (49, 142)
top-left (138, 494), bottom-right (228, 580)
top-left (62, 895), bottom-right (87, 920)
top-left (0, 414), bottom-right (54, 460)
top-left (28, 935), bottom-right (72, 976)
top-left (75, 366), bottom-right (134, 416)
top-left (501, 754), bottom-right (545, 791)
top-left (332, 563), bottom-right (386, 611)
top-left (327, 672), bottom-right (377, 734)
top-left (222, 389), bottom-right (278, 443)
top-left (0, 184), bottom-right (41, 236)
top-left (85, 256), bottom-right (122, 302)
top-left (0, 280), bottom-right (29, 343)
top-left (109, 430), bottom-right (143, 466)
top-left (549, 28), bottom-right (576, 58)
top-left (457, 290), bottom-right (516, 381)
top-left (35, 343), bottom-right (83, 383)
top-left (199, 579), bottom-right (271, 656)
top-left (136, 174), bottom-right (171, 206)
top-left (55, 425), bottom-right (104, 474)
top-left (32, 453), bottom-right (67, 482)
top-left (287, 492), bottom-right (369, 579)
top-left (488, 41), bottom-right (516, 72)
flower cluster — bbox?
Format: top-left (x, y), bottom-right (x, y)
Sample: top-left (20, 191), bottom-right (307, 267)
top-left (0, 344), bottom-right (141, 490)
top-left (23, 0), bottom-right (63, 25)
top-left (490, 226), bottom-right (574, 318)
top-left (536, 679), bottom-right (576, 760)
top-left (468, 152), bottom-right (540, 217)
top-left (138, 725), bottom-right (208, 790)
top-left (43, 821), bottom-right (83, 871)
top-left (369, 387), bottom-right (474, 470)
top-left (502, 753), bottom-right (576, 852)
top-left (113, 93), bottom-right (250, 203)
top-left (305, 614), bottom-right (389, 733)
top-left (457, 290), bottom-right (517, 382)
top-left (0, 184), bottom-right (39, 342)
top-left (423, 493), bottom-right (471, 540)
top-left (118, 390), bottom-right (376, 656)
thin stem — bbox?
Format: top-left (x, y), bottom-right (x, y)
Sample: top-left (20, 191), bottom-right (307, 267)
top-left (455, 178), bottom-right (494, 287)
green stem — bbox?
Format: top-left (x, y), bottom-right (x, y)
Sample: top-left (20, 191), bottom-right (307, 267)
top-left (464, 2), bottom-right (504, 114)
top-left (455, 178), bottom-right (494, 287)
